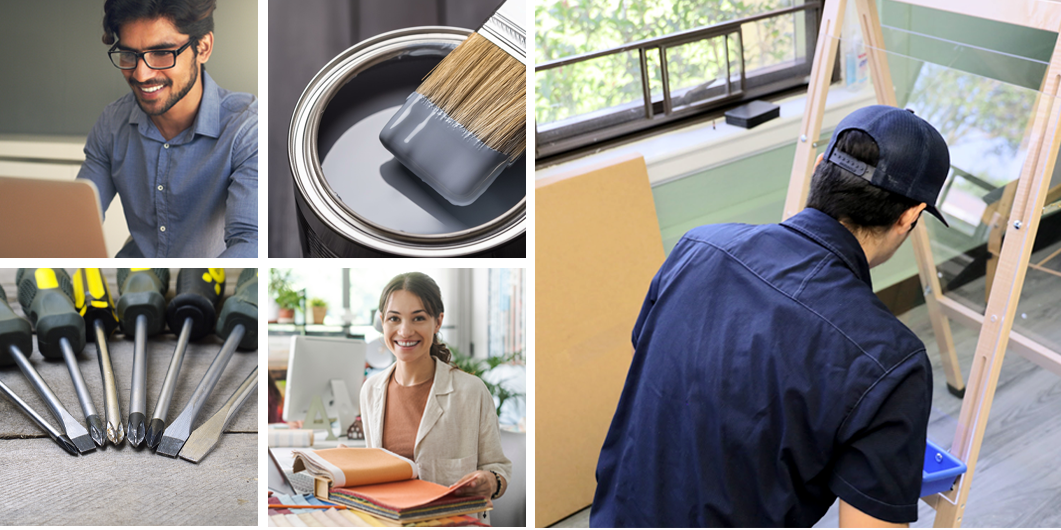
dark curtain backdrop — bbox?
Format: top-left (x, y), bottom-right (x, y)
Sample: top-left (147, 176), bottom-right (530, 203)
top-left (268, 0), bottom-right (503, 257)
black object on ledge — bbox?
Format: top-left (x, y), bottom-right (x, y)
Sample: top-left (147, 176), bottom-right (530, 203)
top-left (725, 100), bottom-right (781, 129)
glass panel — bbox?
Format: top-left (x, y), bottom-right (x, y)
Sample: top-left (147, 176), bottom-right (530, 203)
top-left (664, 33), bottom-right (737, 111)
top-left (742, 11), bottom-right (800, 73)
top-left (828, 23), bottom-right (1061, 452)
top-left (535, 50), bottom-right (648, 132)
top-left (534, 0), bottom-right (799, 63)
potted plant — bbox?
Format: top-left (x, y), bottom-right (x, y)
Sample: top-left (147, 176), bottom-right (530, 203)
top-left (450, 348), bottom-right (525, 419)
top-left (270, 269), bottom-right (304, 324)
top-left (309, 297), bottom-right (328, 325)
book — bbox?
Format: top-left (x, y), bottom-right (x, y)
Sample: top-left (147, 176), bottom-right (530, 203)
top-left (292, 448), bottom-right (490, 524)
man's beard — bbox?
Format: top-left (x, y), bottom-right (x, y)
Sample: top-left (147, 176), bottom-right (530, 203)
top-left (130, 61), bottom-right (199, 117)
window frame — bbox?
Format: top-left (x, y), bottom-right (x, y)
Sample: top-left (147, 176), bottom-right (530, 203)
top-left (535, 1), bottom-right (825, 160)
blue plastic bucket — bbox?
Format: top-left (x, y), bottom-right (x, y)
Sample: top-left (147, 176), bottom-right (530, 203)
top-left (922, 439), bottom-right (967, 496)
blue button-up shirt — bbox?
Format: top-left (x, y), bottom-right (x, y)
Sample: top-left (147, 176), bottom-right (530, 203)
top-left (77, 70), bottom-right (257, 257)
top-left (592, 208), bottom-right (931, 527)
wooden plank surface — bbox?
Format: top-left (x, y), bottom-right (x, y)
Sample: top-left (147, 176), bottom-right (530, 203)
top-left (0, 268), bottom-right (257, 525)
top-left (0, 436), bottom-right (257, 525)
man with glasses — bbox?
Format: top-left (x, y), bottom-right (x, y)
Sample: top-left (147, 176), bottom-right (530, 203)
top-left (76, 0), bottom-right (257, 257)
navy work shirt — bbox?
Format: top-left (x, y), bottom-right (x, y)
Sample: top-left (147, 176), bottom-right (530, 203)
top-left (591, 208), bottom-right (932, 527)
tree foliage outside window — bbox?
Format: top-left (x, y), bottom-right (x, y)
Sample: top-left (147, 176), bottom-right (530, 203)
top-left (535, 0), bottom-right (801, 126)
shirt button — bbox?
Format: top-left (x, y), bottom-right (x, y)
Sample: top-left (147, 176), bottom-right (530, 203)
top-left (160, 226), bottom-right (166, 232)
top-left (164, 143), bottom-right (170, 149)
top-left (157, 185), bottom-right (164, 191)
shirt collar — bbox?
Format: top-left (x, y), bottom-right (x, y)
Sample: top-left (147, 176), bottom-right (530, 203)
top-left (126, 68), bottom-right (222, 140)
top-left (781, 208), bottom-right (873, 289)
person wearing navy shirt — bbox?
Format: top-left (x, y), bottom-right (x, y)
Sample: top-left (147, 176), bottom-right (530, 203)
top-left (592, 105), bottom-right (951, 527)
top-left (77, 0), bottom-right (257, 257)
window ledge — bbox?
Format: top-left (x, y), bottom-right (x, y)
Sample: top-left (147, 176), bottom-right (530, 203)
top-left (535, 83), bottom-right (878, 186)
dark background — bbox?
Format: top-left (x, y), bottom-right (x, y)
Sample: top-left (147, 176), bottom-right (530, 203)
top-left (268, 0), bottom-right (505, 257)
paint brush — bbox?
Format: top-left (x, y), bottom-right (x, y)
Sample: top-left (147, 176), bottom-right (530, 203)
top-left (178, 366), bottom-right (257, 463)
top-left (379, 0), bottom-right (526, 206)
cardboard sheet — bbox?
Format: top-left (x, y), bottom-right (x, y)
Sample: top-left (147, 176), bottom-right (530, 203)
top-left (535, 154), bottom-right (665, 525)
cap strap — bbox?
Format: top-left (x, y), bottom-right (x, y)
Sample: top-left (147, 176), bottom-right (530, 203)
top-left (829, 150), bottom-right (876, 183)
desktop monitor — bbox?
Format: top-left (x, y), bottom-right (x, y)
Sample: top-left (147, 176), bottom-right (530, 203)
top-left (282, 335), bottom-right (367, 424)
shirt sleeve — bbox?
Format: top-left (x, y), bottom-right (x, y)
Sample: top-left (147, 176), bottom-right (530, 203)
top-left (219, 105), bottom-right (258, 258)
top-left (829, 350), bottom-right (932, 523)
top-left (631, 268), bottom-right (662, 348)
top-left (76, 112), bottom-right (118, 218)
top-left (475, 380), bottom-right (513, 483)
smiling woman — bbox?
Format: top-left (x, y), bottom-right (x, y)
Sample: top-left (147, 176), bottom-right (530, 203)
top-left (359, 272), bottom-right (512, 523)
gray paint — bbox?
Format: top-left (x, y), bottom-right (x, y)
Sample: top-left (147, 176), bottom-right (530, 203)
top-left (269, 0), bottom-right (508, 257)
top-left (380, 93), bottom-right (510, 206)
top-left (0, 0), bottom-right (257, 136)
top-left (318, 50), bottom-right (523, 234)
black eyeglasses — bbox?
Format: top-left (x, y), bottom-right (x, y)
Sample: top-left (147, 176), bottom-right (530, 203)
top-left (108, 40), bottom-right (194, 70)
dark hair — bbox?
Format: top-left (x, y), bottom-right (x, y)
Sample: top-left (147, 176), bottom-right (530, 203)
top-left (806, 129), bottom-right (920, 236)
top-left (102, 0), bottom-right (217, 53)
top-left (378, 272), bottom-right (451, 364)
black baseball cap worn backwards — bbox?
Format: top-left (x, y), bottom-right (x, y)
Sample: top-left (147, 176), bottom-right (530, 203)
top-left (824, 105), bottom-right (951, 227)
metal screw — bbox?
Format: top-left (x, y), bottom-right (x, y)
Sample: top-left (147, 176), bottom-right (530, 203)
top-left (924, 285), bottom-right (932, 296)
top-left (1022, 313), bottom-right (1028, 319)
top-left (991, 315), bottom-right (998, 322)
top-left (800, 134), bottom-right (807, 142)
top-left (938, 272), bottom-right (944, 278)
top-left (812, 142), bottom-right (818, 148)
top-left (1014, 220), bottom-right (1023, 229)
top-left (935, 452), bottom-right (944, 463)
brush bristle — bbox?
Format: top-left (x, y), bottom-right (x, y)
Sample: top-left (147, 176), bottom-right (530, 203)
top-left (417, 32), bottom-right (525, 161)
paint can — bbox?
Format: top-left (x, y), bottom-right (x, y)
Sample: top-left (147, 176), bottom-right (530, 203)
top-left (290, 27), bottom-right (526, 258)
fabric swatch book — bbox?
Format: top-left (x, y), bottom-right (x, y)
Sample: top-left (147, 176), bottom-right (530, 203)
top-left (292, 447), bottom-right (490, 524)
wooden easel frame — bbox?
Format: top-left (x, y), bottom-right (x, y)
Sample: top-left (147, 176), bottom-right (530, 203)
top-left (783, 0), bottom-right (1061, 526)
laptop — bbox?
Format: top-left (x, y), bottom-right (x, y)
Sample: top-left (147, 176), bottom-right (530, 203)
top-left (0, 177), bottom-right (108, 257)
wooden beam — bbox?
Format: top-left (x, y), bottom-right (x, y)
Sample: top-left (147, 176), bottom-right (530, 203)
top-left (783, 0), bottom-right (846, 220)
top-left (937, 295), bottom-right (1061, 379)
top-left (854, 0), bottom-right (967, 395)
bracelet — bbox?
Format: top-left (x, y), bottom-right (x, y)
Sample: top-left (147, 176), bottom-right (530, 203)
top-left (490, 471), bottom-right (502, 499)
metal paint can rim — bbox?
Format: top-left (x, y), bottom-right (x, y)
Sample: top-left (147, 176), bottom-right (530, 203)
top-left (289, 26), bottom-right (526, 257)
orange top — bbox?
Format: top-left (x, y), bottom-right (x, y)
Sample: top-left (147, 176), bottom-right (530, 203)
top-left (381, 371), bottom-right (434, 460)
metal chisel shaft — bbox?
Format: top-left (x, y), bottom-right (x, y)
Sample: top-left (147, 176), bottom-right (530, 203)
top-left (93, 320), bottom-right (123, 444)
top-left (0, 378), bottom-right (78, 455)
top-left (8, 344), bottom-right (94, 453)
top-left (179, 366), bottom-right (257, 463)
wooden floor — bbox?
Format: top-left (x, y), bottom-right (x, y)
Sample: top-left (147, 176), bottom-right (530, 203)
top-left (548, 242), bottom-right (1061, 528)
top-left (0, 269), bottom-right (258, 525)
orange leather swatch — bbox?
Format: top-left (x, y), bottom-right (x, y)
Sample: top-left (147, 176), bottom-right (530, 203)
top-left (313, 448), bottom-right (414, 487)
top-left (339, 474), bottom-right (478, 511)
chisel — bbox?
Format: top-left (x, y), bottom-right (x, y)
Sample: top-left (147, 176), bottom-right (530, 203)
top-left (72, 268), bottom-right (123, 445)
top-left (0, 284), bottom-right (78, 455)
top-left (2, 276), bottom-right (94, 454)
top-left (115, 268), bottom-right (170, 447)
top-left (145, 268), bottom-right (225, 449)
top-left (157, 268), bottom-right (257, 457)
top-left (15, 268), bottom-right (102, 449)
top-left (179, 366), bottom-right (257, 463)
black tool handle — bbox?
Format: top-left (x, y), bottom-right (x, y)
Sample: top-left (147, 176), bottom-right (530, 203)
top-left (72, 268), bottom-right (119, 341)
top-left (116, 268), bottom-right (170, 336)
top-left (0, 284), bottom-right (33, 367)
top-left (15, 268), bottom-right (85, 360)
top-left (167, 268), bottom-right (225, 341)
top-left (216, 268), bottom-right (257, 350)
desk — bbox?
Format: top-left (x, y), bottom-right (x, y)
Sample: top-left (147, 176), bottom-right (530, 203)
top-left (0, 270), bottom-right (257, 525)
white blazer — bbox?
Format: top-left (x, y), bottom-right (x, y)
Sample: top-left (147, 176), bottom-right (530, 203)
top-left (360, 358), bottom-right (513, 488)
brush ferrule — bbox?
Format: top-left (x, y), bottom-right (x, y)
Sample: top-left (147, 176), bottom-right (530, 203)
top-left (479, 0), bottom-right (526, 64)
